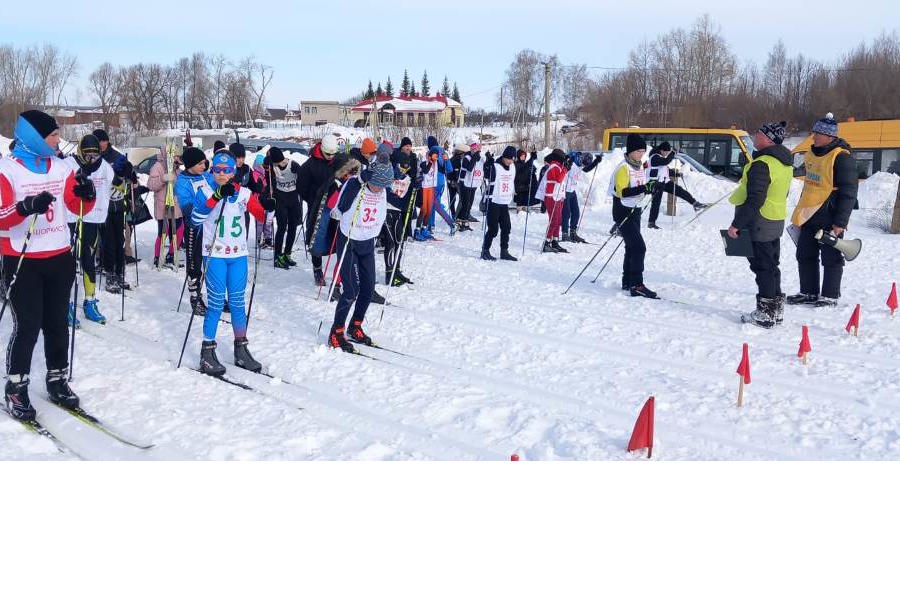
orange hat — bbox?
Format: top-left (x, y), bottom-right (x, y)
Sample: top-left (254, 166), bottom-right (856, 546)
top-left (361, 138), bottom-right (377, 155)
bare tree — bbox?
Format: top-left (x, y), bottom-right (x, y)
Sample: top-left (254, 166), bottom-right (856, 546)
top-left (89, 62), bottom-right (124, 129)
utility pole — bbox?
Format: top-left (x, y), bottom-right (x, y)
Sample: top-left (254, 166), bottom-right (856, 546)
top-left (543, 61), bottom-right (551, 148)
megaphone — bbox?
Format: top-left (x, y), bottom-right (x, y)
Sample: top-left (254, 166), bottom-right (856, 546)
top-left (815, 229), bottom-right (862, 261)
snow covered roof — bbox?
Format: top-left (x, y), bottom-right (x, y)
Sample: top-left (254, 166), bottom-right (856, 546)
top-left (353, 94), bottom-right (463, 113)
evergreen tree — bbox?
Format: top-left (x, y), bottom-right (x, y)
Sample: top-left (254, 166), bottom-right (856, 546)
top-left (452, 82), bottom-right (461, 103)
top-left (400, 69), bottom-right (411, 96)
top-left (366, 80), bottom-right (375, 99)
top-left (385, 76), bottom-right (394, 97)
top-left (376, 81), bottom-right (384, 96)
top-left (421, 70), bottom-right (430, 96)
top-left (441, 75), bottom-right (451, 96)
top-left (409, 81), bottom-right (417, 96)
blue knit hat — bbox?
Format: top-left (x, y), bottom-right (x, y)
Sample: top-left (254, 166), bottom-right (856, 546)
top-left (211, 150), bottom-right (236, 171)
top-left (812, 112), bottom-right (838, 138)
top-left (368, 161), bottom-right (394, 188)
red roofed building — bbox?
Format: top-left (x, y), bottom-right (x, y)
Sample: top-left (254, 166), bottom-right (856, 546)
top-left (350, 94), bottom-right (465, 128)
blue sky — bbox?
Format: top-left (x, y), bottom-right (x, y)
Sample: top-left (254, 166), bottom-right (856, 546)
top-left (2, 0), bottom-right (897, 110)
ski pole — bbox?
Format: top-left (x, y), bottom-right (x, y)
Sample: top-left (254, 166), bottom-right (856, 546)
top-left (590, 195), bottom-right (654, 284)
top-left (0, 214), bottom-right (40, 327)
top-left (379, 188), bottom-right (417, 326)
top-left (246, 216), bottom-right (264, 330)
top-left (589, 236), bottom-right (626, 284)
top-left (576, 160), bottom-right (600, 229)
top-left (68, 201), bottom-right (84, 381)
top-left (176, 196), bottom-right (230, 369)
top-left (129, 185), bottom-right (140, 288)
top-left (522, 157), bottom-right (535, 255)
top-left (120, 206), bottom-right (126, 322)
top-left (680, 186), bottom-right (736, 229)
top-left (317, 227), bottom-right (341, 301)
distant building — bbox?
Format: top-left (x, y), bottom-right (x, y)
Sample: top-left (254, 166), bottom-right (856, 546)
top-left (350, 94), bottom-right (465, 128)
top-left (300, 100), bottom-right (347, 126)
top-left (262, 107), bottom-right (300, 125)
top-left (45, 105), bottom-right (121, 128)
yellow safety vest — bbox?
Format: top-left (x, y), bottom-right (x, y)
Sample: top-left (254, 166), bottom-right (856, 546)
top-left (729, 154), bottom-right (792, 221)
top-left (791, 146), bottom-right (849, 226)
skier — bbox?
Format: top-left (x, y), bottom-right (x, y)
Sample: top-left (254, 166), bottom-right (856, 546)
top-left (191, 150), bottom-right (274, 376)
top-left (726, 121), bottom-right (793, 328)
top-left (92, 128), bottom-right (126, 173)
top-left (1, 110), bottom-right (97, 419)
top-left (265, 147), bottom-right (303, 269)
top-left (297, 134), bottom-right (339, 283)
top-left (64, 134), bottom-right (114, 324)
top-left (388, 139), bottom-right (420, 285)
top-left (786, 113), bottom-right (858, 308)
top-left (447, 142), bottom-right (467, 223)
top-left (102, 159), bottom-right (143, 294)
top-left (456, 137), bottom-right (485, 229)
top-left (481, 146), bottom-right (518, 261)
top-left (416, 135), bottom-right (454, 239)
top-left (513, 149), bottom-right (538, 211)
top-left (174, 146), bottom-right (212, 315)
top-left (538, 149), bottom-right (569, 253)
top-left (561, 152), bottom-right (601, 242)
top-left (610, 133), bottom-right (658, 298)
top-left (251, 154), bottom-right (274, 248)
top-left (646, 142), bottom-right (706, 229)
top-left (147, 145), bottom-right (183, 269)
top-left (311, 153), bottom-right (362, 280)
top-left (327, 157), bottom-right (394, 352)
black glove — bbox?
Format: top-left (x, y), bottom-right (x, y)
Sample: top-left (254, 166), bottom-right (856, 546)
top-left (645, 180), bottom-right (657, 194)
top-left (17, 191), bottom-right (55, 216)
top-left (593, 154), bottom-right (603, 165)
top-left (133, 185), bottom-right (150, 196)
top-left (485, 151), bottom-right (493, 161)
top-left (213, 182), bottom-right (235, 200)
top-left (259, 194), bottom-right (276, 211)
top-left (73, 173), bottom-right (97, 201)
top-left (245, 177), bottom-right (263, 194)
top-left (530, 151), bottom-right (537, 160)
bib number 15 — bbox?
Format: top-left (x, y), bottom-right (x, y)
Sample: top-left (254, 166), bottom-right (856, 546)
top-left (218, 215), bottom-right (243, 238)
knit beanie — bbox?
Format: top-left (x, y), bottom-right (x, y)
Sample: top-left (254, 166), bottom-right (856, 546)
top-left (400, 137), bottom-right (413, 149)
top-left (361, 138), bottom-right (378, 155)
top-left (213, 140), bottom-right (226, 152)
top-left (625, 133), bottom-right (646, 155)
top-left (228, 142), bottom-right (246, 157)
top-left (79, 134), bottom-right (101, 155)
top-left (812, 113), bottom-right (838, 138)
top-left (759, 121), bottom-right (787, 145)
top-left (211, 150), bottom-right (236, 171)
top-left (268, 147), bottom-right (285, 163)
top-left (182, 147), bottom-right (207, 170)
top-left (20, 110), bottom-right (59, 138)
top-left (368, 161), bottom-right (394, 188)
top-left (501, 145), bottom-right (517, 160)
top-left (658, 141), bottom-right (672, 152)
top-left (91, 128), bottom-right (110, 143)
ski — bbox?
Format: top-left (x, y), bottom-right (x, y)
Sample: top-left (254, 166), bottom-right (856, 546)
top-left (53, 405), bottom-right (155, 450)
top-left (367, 343), bottom-right (411, 358)
top-left (1, 406), bottom-right (70, 454)
top-left (188, 367), bottom-right (255, 391)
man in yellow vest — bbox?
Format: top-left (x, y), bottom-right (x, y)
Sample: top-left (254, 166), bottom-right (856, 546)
top-left (786, 113), bottom-right (858, 308)
top-left (727, 121), bottom-right (793, 328)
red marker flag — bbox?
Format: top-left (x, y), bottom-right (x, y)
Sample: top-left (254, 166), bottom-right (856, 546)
top-left (798, 325), bottom-right (812, 362)
top-left (627, 396), bottom-right (655, 458)
top-left (845, 304), bottom-right (861, 336)
top-left (736, 343), bottom-right (751, 384)
top-left (888, 283), bottom-right (898, 316)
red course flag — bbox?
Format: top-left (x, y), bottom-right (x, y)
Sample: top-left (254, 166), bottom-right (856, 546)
top-left (798, 325), bottom-right (812, 361)
top-left (627, 396), bottom-right (655, 458)
top-left (845, 304), bottom-right (861, 336)
top-left (736, 343), bottom-right (751, 384)
top-left (510, 453), bottom-right (520, 461)
top-left (888, 283), bottom-right (898, 316)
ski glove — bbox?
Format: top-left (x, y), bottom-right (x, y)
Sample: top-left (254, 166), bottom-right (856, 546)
top-left (73, 174), bottom-right (97, 201)
top-left (213, 182), bottom-right (236, 200)
top-left (259, 194), bottom-right (276, 211)
top-left (17, 191), bottom-right (55, 216)
top-left (133, 185), bottom-right (150, 196)
top-left (644, 180), bottom-right (657, 195)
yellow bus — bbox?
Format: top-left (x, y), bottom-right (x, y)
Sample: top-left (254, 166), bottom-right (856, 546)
top-left (791, 118), bottom-right (900, 179)
top-left (602, 127), bottom-right (754, 180)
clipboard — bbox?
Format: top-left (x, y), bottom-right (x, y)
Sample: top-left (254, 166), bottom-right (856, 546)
top-left (720, 229), bottom-right (754, 257)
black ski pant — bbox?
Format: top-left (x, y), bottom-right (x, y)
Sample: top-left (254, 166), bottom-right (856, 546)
top-left (185, 223), bottom-right (203, 298)
top-left (747, 239), bottom-right (782, 299)
top-left (4, 251), bottom-right (75, 377)
top-left (448, 184), bottom-right (459, 219)
top-left (648, 181), bottom-right (698, 223)
top-left (381, 210), bottom-right (406, 281)
top-left (796, 224), bottom-right (844, 299)
top-left (102, 201), bottom-right (126, 278)
top-left (68, 221), bottom-right (100, 298)
top-left (274, 195), bottom-right (302, 257)
top-left (483, 202), bottom-right (511, 252)
top-left (561, 191), bottom-right (580, 233)
top-left (613, 197), bottom-right (646, 288)
top-left (458, 186), bottom-right (476, 221)
top-left (333, 234), bottom-right (376, 328)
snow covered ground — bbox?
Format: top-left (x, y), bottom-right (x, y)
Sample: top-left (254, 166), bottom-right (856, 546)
top-left (1, 153), bottom-right (899, 460)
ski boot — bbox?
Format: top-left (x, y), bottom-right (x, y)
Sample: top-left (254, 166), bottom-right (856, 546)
top-left (199, 340), bottom-right (227, 377)
top-left (647, 221), bottom-right (661, 230)
top-left (314, 268), bottom-right (325, 287)
top-left (125, 255), bottom-right (138, 265)
top-left (630, 284), bottom-right (659, 299)
top-left (786, 293), bottom-right (818, 306)
top-left (234, 337), bottom-right (262, 373)
top-left (500, 249), bottom-right (518, 261)
top-left (395, 271), bottom-right (413, 285)
top-left (561, 230), bottom-right (571, 242)
top-left (83, 299), bottom-right (106, 324)
top-left (284, 253), bottom-right (297, 267)
top-left (4, 376), bottom-right (36, 421)
top-left (693, 202), bottom-right (709, 212)
top-left (347, 319), bottom-right (373, 347)
top-left (164, 253), bottom-right (175, 269)
top-left (741, 295), bottom-right (776, 329)
top-left (46, 368), bottom-right (79, 410)
top-left (814, 296), bottom-right (838, 308)
top-left (104, 273), bottom-right (121, 294)
top-left (774, 293), bottom-right (785, 325)
top-left (481, 248), bottom-right (497, 261)
top-left (274, 254), bottom-right (291, 269)
top-left (570, 230), bottom-right (587, 244)
top-left (550, 240), bottom-right (568, 253)
top-left (422, 228), bottom-right (435, 241)
top-left (329, 325), bottom-right (355, 353)
top-left (68, 302), bottom-right (81, 329)
top-left (153, 256), bottom-right (160, 269)
top-left (190, 294), bottom-right (207, 316)
top-left (370, 289), bottom-right (386, 305)
top-left (330, 284), bottom-right (342, 303)
top-left (542, 240), bottom-right (559, 253)
top-left (118, 275), bottom-right (132, 291)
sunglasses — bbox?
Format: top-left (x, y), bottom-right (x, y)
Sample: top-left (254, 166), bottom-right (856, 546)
top-left (212, 166), bottom-right (235, 175)
top-left (82, 151), bottom-right (101, 163)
